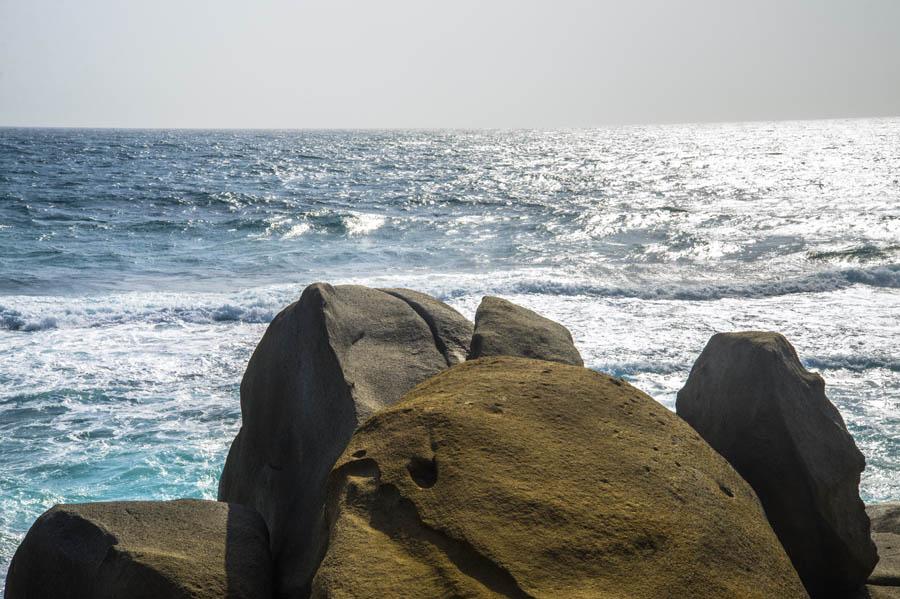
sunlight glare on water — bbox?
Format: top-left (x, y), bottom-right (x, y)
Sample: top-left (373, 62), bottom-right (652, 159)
top-left (1, 120), bottom-right (899, 589)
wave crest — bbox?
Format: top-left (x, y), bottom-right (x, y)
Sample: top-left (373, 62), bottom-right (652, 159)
top-left (437, 264), bottom-right (900, 302)
top-left (0, 294), bottom-right (283, 333)
top-left (0, 307), bottom-right (58, 331)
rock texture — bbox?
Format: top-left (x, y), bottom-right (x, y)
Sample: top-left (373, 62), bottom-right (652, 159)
top-left (4, 499), bottom-right (270, 599)
top-left (468, 296), bottom-right (583, 366)
top-left (218, 283), bottom-right (472, 597)
top-left (380, 288), bottom-right (473, 366)
top-left (863, 587), bottom-right (900, 599)
top-left (868, 502), bottom-right (900, 587)
top-left (676, 331), bottom-right (877, 598)
top-left (311, 356), bottom-right (807, 599)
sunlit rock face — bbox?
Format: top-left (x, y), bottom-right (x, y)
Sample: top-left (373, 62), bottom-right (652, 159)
top-left (867, 502), bottom-right (900, 588)
top-left (677, 331), bottom-right (877, 598)
top-left (312, 357), bottom-right (806, 599)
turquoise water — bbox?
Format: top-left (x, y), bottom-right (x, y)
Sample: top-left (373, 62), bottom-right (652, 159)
top-left (1, 122), bottom-right (899, 588)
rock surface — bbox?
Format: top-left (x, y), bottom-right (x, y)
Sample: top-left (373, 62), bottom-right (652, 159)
top-left (854, 586), bottom-right (900, 599)
top-left (468, 296), bottom-right (583, 366)
top-left (380, 288), bottom-right (473, 366)
top-left (218, 283), bottom-right (472, 597)
top-left (868, 502), bottom-right (900, 587)
top-left (4, 499), bottom-right (270, 599)
top-left (676, 331), bottom-right (877, 598)
top-left (863, 587), bottom-right (900, 599)
top-left (311, 356), bottom-right (807, 599)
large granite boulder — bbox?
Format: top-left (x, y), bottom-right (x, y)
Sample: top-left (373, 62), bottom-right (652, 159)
top-left (868, 502), bottom-right (900, 587)
top-left (676, 331), bottom-right (877, 598)
top-left (311, 357), bottom-right (806, 598)
top-left (4, 499), bottom-right (270, 599)
top-left (468, 296), bottom-right (583, 366)
top-left (218, 283), bottom-right (472, 597)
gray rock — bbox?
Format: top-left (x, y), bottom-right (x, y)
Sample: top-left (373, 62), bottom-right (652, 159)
top-left (467, 296), bottom-right (583, 366)
top-left (218, 283), bottom-right (472, 597)
top-left (379, 288), bottom-right (472, 366)
top-left (867, 502), bottom-right (900, 586)
top-left (676, 331), bottom-right (877, 598)
top-left (4, 499), bottom-right (271, 599)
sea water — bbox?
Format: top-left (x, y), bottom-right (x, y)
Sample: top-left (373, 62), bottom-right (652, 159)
top-left (1, 122), bottom-right (898, 587)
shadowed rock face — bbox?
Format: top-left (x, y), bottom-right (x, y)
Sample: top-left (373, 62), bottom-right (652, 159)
top-left (311, 357), bottom-right (806, 599)
top-left (4, 499), bottom-right (271, 599)
top-left (676, 332), bottom-right (877, 598)
top-left (218, 283), bottom-right (472, 597)
top-left (468, 296), bottom-right (583, 366)
top-left (868, 502), bottom-right (900, 587)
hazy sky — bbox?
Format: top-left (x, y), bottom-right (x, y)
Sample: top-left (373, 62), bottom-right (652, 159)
top-left (1, 0), bottom-right (899, 128)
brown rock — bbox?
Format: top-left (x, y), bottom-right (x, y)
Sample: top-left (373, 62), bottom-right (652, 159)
top-left (855, 586), bottom-right (900, 599)
top-left (868, 502), bottom-right (900, 586)
top-left (676, 331), bottom-right (877, 598)
top-left (4, 499), bottom-right (270, 599)
top-left (312, 357), bottom-right (807, 599)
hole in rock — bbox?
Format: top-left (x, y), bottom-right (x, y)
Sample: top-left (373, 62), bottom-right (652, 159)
top-left (719, 484), bottom-right (734, 498)
top-left (352, 449), bottom-right (367, 458)
top-left (407, 456), bottom-right (438, 488)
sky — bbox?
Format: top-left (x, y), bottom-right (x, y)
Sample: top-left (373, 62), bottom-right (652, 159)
top-left (1, 0), bottom-right (899, 128)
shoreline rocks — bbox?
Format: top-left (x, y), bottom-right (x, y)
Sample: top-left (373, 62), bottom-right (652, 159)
top-left (312, 357), bottom-right (806, 598)
top-left (6, 286), bottom-right (890, 599)
top-left (676, 331), bottom-right (877, 598)
top-left (218, 283), bottom-right (473, 596)
top-left (4, 499), bottom-right (271, 599)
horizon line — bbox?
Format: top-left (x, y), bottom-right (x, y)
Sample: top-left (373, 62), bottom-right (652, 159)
top-left (3, 113), bottom-right (899, 133)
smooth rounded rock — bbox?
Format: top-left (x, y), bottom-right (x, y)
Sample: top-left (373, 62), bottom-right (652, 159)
top-left (4, 499), bottom-right (271, 599)
top-left (312, 357), bottom-right (806, 599)
top-left (468, 296), bottom-right (583, 366)
top-left (677, 331), bottom-right (877, 598)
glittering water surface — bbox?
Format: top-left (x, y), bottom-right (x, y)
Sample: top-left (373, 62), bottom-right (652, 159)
top-left (1, 122), bottom-right (899, 587)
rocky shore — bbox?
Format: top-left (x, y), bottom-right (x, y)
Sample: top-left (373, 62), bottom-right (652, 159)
top-left (5, 283), bottom-right (898, 598)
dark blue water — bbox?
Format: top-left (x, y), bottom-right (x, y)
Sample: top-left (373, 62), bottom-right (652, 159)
top-left (1, 122), bottom-right (899, 589)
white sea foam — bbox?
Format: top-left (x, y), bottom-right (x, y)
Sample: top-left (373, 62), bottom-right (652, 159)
top-left (0, 289), bottom-right (292, 333)
top-left (282, 222), bottom-right (312, 239)
top-left (342, 212), bottom-right (385, 236)
top-left (3, 122), bottom-right (900, 591)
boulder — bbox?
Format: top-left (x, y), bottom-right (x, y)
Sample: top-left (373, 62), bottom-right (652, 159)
top-left (676, 331), bottom-right (877, 598)
top-left (379, 288), bottom-right (472, 366)
top-left (863, 587), bottom-right (900, 599)
top-left (468, 296), bottom-right (583, 366)
top-left (311, 356), bottom-right (807, 599)
top-left (854, 586), bottom-right (900, 599)
top-left (4, 499), bottom-right (270, 599)
top-left (868, 502), bottom-right (900, 587)
top-left (218, 283), bottom-right (473, 597)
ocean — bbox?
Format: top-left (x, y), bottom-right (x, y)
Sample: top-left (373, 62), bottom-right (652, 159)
top-left (1, 121), bottom-right (898, 588)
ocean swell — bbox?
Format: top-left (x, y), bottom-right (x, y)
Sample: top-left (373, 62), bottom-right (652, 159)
top-left (438, 264), bottom-right (900, 302)
top-left (0, 294), bottom-right (284, 333)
